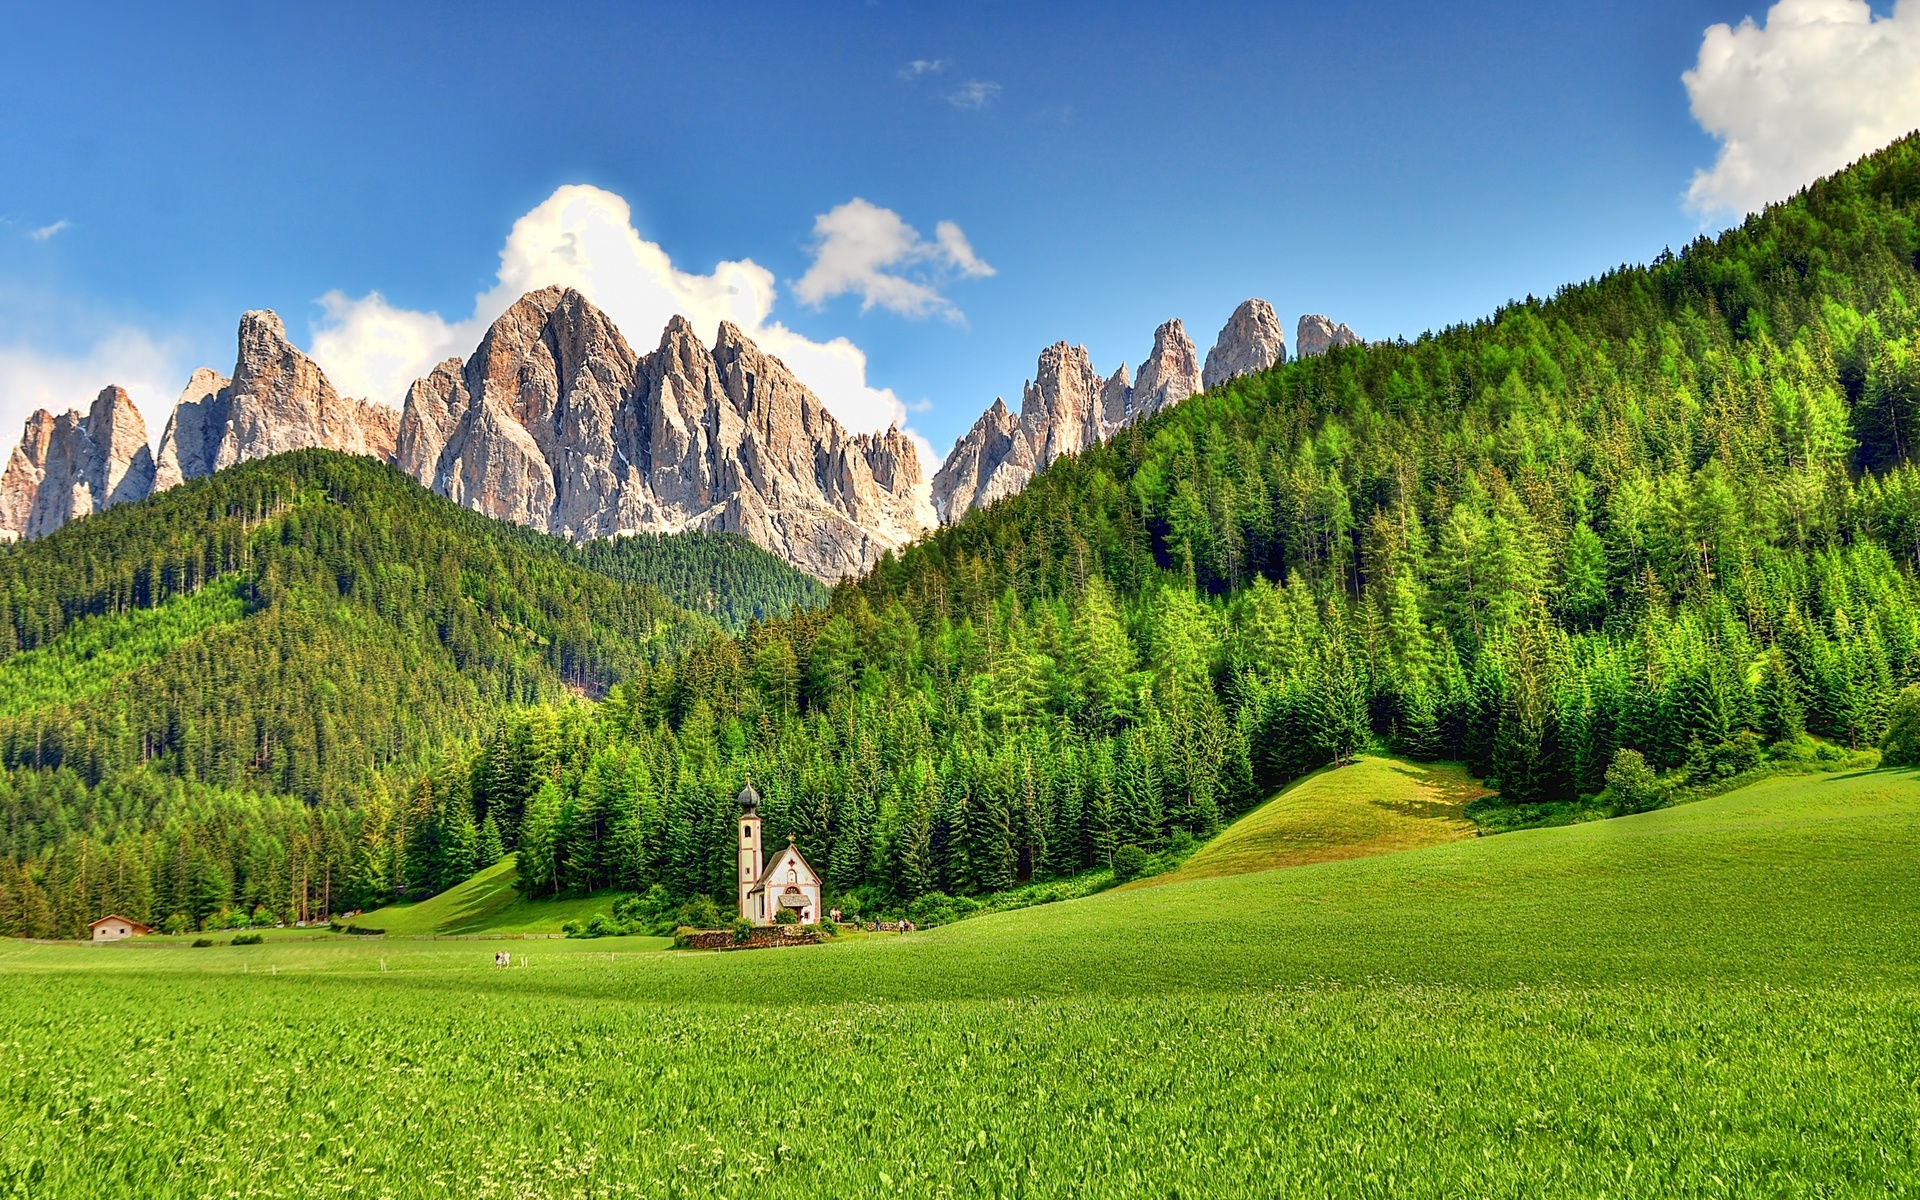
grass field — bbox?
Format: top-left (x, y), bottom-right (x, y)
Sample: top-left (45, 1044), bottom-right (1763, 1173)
top-left (1, 765), bottom-right (1916, 1196)
top-left (1147, 754), bottom-right (1488, 886)
top-left (356, 855), bottom-right (623, 936)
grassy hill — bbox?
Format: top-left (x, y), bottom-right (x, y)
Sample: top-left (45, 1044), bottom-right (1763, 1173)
top-left (1, 766), bottom-right (1914, 1196)
top-left (1144, 754), bottom-right (1487, 886)
top-left (355, 855), bottom-right (618, 937)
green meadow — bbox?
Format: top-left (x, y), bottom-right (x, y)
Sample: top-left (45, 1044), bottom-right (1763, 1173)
top-left (2, 764), bottom-right (1917, 1198)
top-left (354, 856), bottom-right (621, 937)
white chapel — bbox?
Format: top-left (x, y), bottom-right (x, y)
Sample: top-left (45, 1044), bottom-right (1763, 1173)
top-left (736, 784), bottom-right (823, 925)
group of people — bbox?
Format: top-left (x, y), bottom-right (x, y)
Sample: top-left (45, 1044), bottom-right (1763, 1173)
top-left (827, 908), bottom-right (915, 934)
top-left (492, 950), bottom-right (512, 967)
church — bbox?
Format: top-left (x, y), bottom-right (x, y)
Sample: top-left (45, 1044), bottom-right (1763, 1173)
top-left (736, 784), bottom-right (823, 925)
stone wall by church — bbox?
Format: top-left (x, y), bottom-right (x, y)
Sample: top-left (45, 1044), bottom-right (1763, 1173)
top-left (676, 925), bottom-right (821, 951)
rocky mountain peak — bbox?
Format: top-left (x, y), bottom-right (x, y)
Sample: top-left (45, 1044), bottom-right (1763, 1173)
top-left (155, 309), bottom-right (399, 491)
top-left (0, 411), bottom-right (59, 541)
top-left (1296, 314), bottom-right (1361, 359)
top-left (0, 386), bottom-right (156, 541)
top-left (397, 289), bottom-right (931, 580)
top-left (1020, 342), bottom-right (1107, 467)
top-left (1131, 318), bottom-right (1203, 420)
top-left (1100, 364), bottom-right (1132, 429)
top-left (1203, 299), bottom-right (1287, 389)
top-left (935, 302), bottom-right (1302, 525)
top-left (930, 392), bottom-right (1030, 525)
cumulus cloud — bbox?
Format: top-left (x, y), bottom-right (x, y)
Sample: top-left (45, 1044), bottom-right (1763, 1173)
top-left (946, 79), bottom-right (1002, 110)
top-left (793, 198), bottom-right (995, 320)
top-left (28, 220), bottom-right (71, 242)
top-left (897, 58), bottom-right (947, 79)
top-left (308, 185), bottom-right (916, 436)
top-left (1684, 0), bottom-right (1920, 216)
top-left (0, 327), bottom-right (186, 450)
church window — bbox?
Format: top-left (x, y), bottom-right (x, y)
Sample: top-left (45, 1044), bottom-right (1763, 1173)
top-left (787, 868), bottom-right (797, 884)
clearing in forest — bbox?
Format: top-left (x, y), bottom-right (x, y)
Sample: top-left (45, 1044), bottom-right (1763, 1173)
top-left (1147, 754), bottom-right (1488, 886)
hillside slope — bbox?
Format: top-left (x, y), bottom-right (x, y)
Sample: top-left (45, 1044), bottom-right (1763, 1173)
top-left (1145, 755), bottom-right (1486, 886)
top-left (355, 855), bottom-right (620, 936)
top-left (569, 531), bottom-right (826, 630)
top-left (0, 451), bottom-right (718, 934)
top-left (454, 133), bottom-right (1920, 914)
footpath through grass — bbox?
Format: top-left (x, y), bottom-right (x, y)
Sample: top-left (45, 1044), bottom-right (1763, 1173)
top-left (1, 768), bottom-right (1916, 1197)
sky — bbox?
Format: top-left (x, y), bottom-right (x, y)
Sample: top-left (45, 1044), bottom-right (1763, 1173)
top-left (2, 0), bottom-right (1919, 465)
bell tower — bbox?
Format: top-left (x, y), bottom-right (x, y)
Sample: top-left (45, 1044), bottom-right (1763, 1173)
top-left (737, 784), bottom-right (764, 921)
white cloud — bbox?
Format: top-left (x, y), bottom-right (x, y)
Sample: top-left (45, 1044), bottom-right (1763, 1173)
top-left (897, 58), bottom-right (947, 80)
top-left (0, 327), bottom-right (186, 451)
top-left (1684, 0), bottom-right (1920, 216)
top-left (309, 290), bottom-right (463, 406)
top-left (28, 220), bottom-right (70, 242)
top-left (793, 198), bottom-right (995, 320)
top-left (308, 184), bottom-right (915, 436)
top-left (946, 80), bottom-right (1002, 110)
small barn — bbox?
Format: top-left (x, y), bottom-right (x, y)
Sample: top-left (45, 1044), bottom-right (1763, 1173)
top-left (735, 785), bottom-right (823, 925)
top-left (89, 914), bottom-right (150, 942)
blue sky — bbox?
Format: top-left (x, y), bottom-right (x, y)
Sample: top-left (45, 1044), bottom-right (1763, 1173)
top-left (2, 1), bottom-right (1917, 460)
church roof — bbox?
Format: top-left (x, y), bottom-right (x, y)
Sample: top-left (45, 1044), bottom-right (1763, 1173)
top-left (746, 839), bottom-right (821, 894)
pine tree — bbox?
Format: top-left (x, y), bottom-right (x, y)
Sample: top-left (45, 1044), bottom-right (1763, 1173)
top-left (476, 813), bottom-right (506, 871)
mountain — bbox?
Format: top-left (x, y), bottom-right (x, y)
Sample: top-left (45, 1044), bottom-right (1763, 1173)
top-left (1294, 313), bottom-right (1361, 358)
top-left (0, 311), bottom-right (397, 543)
top-left (389, 287), bottom-right (932, 580)
top-left (11, 131), bottom-right (1920, 939)
top-left (932, 304), bottom-right (1310, 523)
top-left (0, 450), bottom-right (711, 799)
top-left (1203, 299), bottom-right (1287, 389)
top-left (155, 310), bottom-right (399, 489)
top-left (0, 387), bottom-right (154, 543)
top-left (0, 288), bottom-right (933, 580)
top-left (931, 343), bottom-right (1106, 524)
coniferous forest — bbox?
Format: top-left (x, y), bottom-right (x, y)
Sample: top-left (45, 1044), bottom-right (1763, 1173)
top-left (4, 133), bottom-right (1920, 936)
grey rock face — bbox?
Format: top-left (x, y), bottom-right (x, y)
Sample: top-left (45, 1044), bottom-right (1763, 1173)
top-left (395, 287), bottom-right (932, 580)
top-left (931, 341), bottom-right (1119, 525)
top-left (1295, 314), bottom-right (1361, 359)
top-left (930, 396), bottom-right (1030, 524)
top-left (1203, 299), bottom-right (1287, 389)
top-left (1131, 318), bottom-right (1203, 420)
top-left (155, 311), bottom-right (399, 491)
top-left (933, 314), bottom-right (1224, 524)
top-left (1022, 342), bottom-right (1108, 467)
top-left (0, 410), bottom-right (58, 542)
top-left (392, 358), bottom-right (469, 485)
top-left (1100, 364), bottom-right (1133, 430)
top-left (1, 386), bottom-right (156, 541)
top-left (151, 369), bottom-right (227, 492)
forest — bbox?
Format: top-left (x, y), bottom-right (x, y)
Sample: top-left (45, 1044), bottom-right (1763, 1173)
top-left (3, 133), bottom-right (1920, 936)
top-left (0, 454), bottom-right (801, 933)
